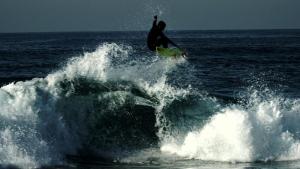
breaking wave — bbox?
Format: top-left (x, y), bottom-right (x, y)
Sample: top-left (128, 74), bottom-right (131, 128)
top-left (1, 43), bottom-right (300, 168)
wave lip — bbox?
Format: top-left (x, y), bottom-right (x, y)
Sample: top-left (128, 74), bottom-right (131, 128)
top-left (0, 43), bottom-right (189, 167)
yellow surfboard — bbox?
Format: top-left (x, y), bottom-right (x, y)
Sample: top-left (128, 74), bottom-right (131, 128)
top-left (156, 47), bottom-right (184, 58)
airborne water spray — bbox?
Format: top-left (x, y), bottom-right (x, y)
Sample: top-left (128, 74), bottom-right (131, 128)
top-left (0, 43), bottom-right (189, 167)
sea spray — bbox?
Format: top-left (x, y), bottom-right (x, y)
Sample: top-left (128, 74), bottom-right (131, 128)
top-left (161, 87), bottom-right (300, 162)
top-left (0, 43), bottom-right (189, 167)
top-left (0, 43), bottom-right (135, 167)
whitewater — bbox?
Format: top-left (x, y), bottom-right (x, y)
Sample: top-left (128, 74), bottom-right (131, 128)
top-left (0, 30), bottom-right (300, 169)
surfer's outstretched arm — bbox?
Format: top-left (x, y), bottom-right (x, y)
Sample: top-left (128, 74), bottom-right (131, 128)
top-left (166, 36), bottom-right (180, 48)
top-left (159, 33), bottom-right (180, 48)
top-left (152, 15), bottom-right (158, 27)
top-left (159, 32), bottom-right (178, 48)
top-left (165, 34), bottom-right (187, 55)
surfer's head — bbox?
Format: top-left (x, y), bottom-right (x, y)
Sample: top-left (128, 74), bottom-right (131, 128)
top-left (158, 21), bottom-right (166, 31)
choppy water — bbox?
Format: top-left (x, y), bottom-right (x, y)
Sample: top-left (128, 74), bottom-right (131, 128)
top-left (0, 30), bottom-right (300, 169)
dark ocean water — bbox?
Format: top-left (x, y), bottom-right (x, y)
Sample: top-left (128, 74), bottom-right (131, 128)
top-left (0, 30), bottom-right (300, 169)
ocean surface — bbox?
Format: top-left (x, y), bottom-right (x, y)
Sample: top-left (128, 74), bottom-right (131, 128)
top-left (0, 30), bottom-right (300, 169)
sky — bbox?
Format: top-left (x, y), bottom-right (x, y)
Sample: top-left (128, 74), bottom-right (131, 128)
top-left (0, 0), bottom-right (300, 33)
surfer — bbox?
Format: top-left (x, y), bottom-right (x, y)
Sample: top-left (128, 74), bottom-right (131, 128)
top-left (147, 15), bottom-right (180, 51)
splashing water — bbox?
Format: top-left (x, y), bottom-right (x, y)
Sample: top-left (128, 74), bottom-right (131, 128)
top-left (0, 43), bottom-right (189, 167)
top-left (161, 87), bottom-right (300, 162)
top-left (1, 42), bottom-right (300, 169)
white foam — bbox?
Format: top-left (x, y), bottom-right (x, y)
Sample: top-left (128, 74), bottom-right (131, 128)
top-left (161, 91), bottom-right (300, 162)
top-left (0, 43), bottom-right (187, 167)
top-left (0, 128), bottom-right (36, 167)
top-left (0, 43), bottom-right (126, 167)
top-left (161, 107), bottom-right (253, 162)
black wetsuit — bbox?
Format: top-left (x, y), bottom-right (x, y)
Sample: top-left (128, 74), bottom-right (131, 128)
top-left (147, 19), bottom-right (177, 51)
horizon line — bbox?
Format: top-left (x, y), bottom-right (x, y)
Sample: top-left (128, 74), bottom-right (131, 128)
top-left (1, 28), bottom-right (300, 34)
